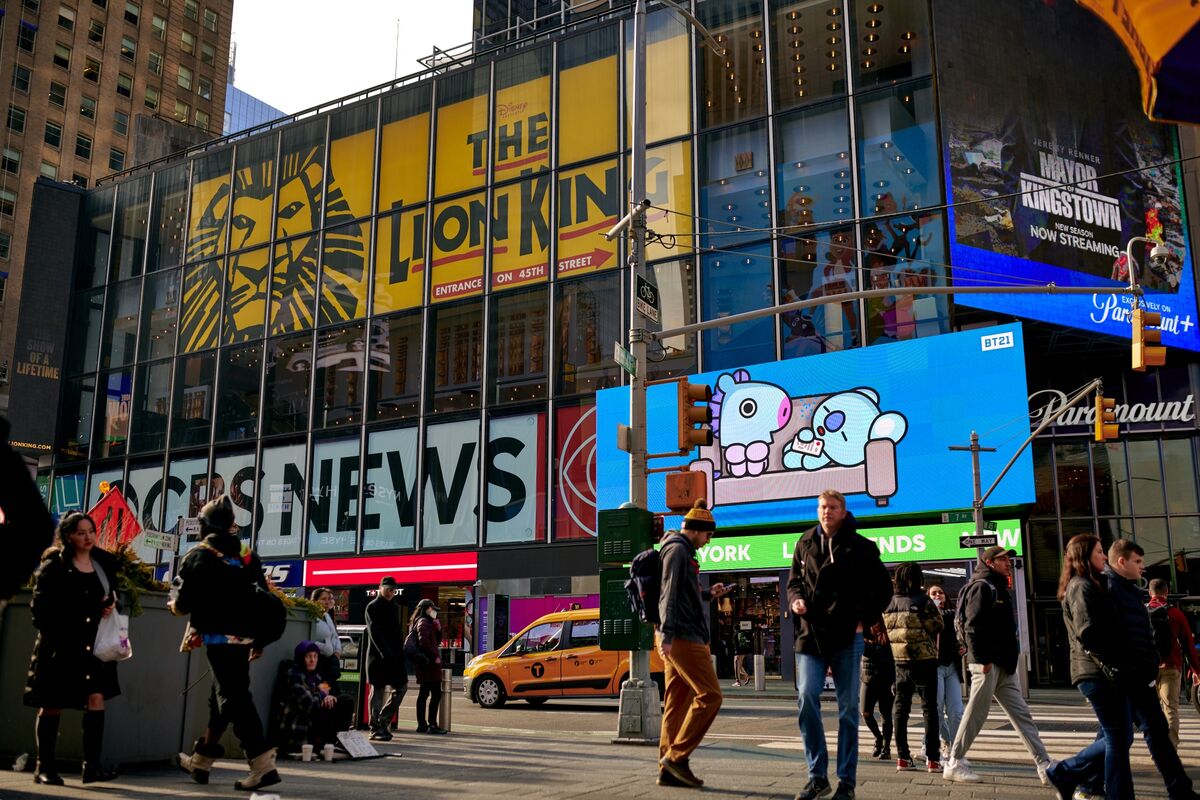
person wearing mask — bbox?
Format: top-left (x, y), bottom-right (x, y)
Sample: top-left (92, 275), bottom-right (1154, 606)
top-left (24, 512), bottom-right (122, 786)
top-left (171, 496), bottom-right (280, 792)
top-left (927, 584), bottom-right (964, 762)
top-left (409, 599), bottom-right (447, 734)
top-left (365, 576), bottom-right (406, 741)
top-left (859, 619), bottom-right (894, 762)
top-left (788, 490), bottom-right (893, 800)
top-left (1147, 577), bottom-right (1200, 747)
top-left (655, 501), bottom-right (732, 789)
top-left (310, 588), bottom-right (343, 689)
top-left (883, 562), bottom-right (943, 773)
top-left (272, 640), bottom-right (354, 754)
top-left (943, 547), bottom-right (1054, 785)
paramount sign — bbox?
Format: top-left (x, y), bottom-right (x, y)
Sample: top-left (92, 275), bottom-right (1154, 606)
top-left (1029, 389), bottom-right (1196, 430)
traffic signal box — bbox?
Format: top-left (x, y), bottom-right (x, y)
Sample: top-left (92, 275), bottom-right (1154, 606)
top-left (1094, 394), bottom-right (1118, 442)
top-left (1132, 307), bottom-right (1167, 372)
top-left (677, 381), bottom-right (714, 452)
top-left (598, 506), bottom-right (656, 651)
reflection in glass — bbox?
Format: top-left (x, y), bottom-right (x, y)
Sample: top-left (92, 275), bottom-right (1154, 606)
top-left (313, 323), bottom-right (366, 429)
top-left (1162, 438), bottom-right (1198, 514)
top-left (96, 370), bottom-right (133, 458)
top-left (368, 313), bottom-right (421, 421)
top-left (648, 259), bottom-right (698, 381)
top-left (493, 47), bottom-right (551, 177)
top-left (489, 285), bottom-right (548, 405)
top-left (1092, 441), bottom-right (1132, 517)
top-left (319, 220), bottom-right (370, 325)
top-left (697, 0), bottom-right (767, 127)
top-left (147, 163), bottom-right (188, 269)
top-left (264, 332), bottom-right (313, 435)
top-left (327, 101), bottom-right (377, 222)
top-left (641, 140), bottom-right (694, 260)
top-left (849, 0), bottom-right (932, 91)
top-left (378, 85), bottom-right (431, 212)
top-left (172, 352), bottom-right (215, 448)
top-left (1032, 443), bottom-right (1055, 515)
top-left (428, 299), bottom-right (483, 413)
top-left (700, 121), bottom-right (770, 248)
top-left (777, 228), bottom-right (859, 357)
top-left (1135, 517), bottom-right (1172, 588)
top-left (856, 79), bottom-right (938, 214)
top-left (225, 246), bottom-right (268, 343)
top-left (230, 133), bottom-right (277, 251)
top-left (57, 376), bottom-right (96, 461)
top-left (130, 359), bottom-right (172, 453)
top-left (79, 188), bottom-right (114, 287)
top-left (67, 288), bottom-right (104, 375)
top-left (215, 343), bottom-right (262, 441)
top-left (558, 25), bottom-right (618, 165)
top-left (703, 244), bottom-right (776, 370)
top-left (1054, 441), bottom-right (1092, 517)
top-left (1128, 439), bottom-right (1165, 515)
top-left (100, 279), bottom-right (141, 369)
top-left (275, 119), bottom-right (326, 240)
top-left (140, 269), bottom-right (180, 360)
top-left (1026, 519), bottom-right (1060, 596)
top-left (769, 0), bottom-right (848, 113)
top-left (180, 259), bottom-right (223, 352)
top-left (775, 100), bottom-right (852, 232)
top-left (625, 9), bottom-right (692, 144)
top-left (111, 174), bottom-right (150, 280)
top-left (861, 212), bottom-right (948, 344)
top-left (556, 272), bottom-right (621, 396)
top-left (1173, 517), bottom-right (1200, 595)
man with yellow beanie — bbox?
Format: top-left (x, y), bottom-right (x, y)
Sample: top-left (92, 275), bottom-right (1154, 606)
top-left (657, 500), bottom-right (732, 789)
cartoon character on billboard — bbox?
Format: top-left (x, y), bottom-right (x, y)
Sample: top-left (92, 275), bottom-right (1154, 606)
top-left (711, 370), bottom-right (792, 477)
top-left (783, 388), bottom-right (908, 471)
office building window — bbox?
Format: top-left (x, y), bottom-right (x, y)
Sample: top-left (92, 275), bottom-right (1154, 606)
top-left (202, 6), bottom-right (216, 30)
top-left (151, 13), bottom-right (165, 38)
top-left (183, 0), bottom-right (197, 19)
top-left (40, 160), bottom-right (58, 179)
top-left (180, 30), bottom-right (195, 54)
top-left (80, 95), bottom-right (97, 119)
top-left (45, 121), bottom-right (63, 148)
top-left (116, 72), bottom-right (133, 97)
top-left (124, 1), bottom-right (139, 25)
top-left (0, 233), bottom-right (10, 259)
top-left (7, 106), bottom-right (27, 134)
top-left (174, 99), bottom-right (189, 122)
top-left (109, 147), bottom-right (125, 171)
top-left (13, 65), bottom-right (31, 93)
top-left (58, 5), bottom-right (76, 30)
top-left (200, 41), bottom-right (215, 65)
top-left (0, 190), bottom-right (16, 217)
top-left (121, 34), bottom-right (136, 60)
top-left (113, 109), bottom-right (129, 135)
top-left (197, 75), bottom-right (211, 100)
top-left (194, 108), bottom-right (209, 130)
top-left (24, 0), bottom-right (41, 9)
top-left (144, 86), bottom-right (159, 110)
top-left (72, 173), bottom-right (88, 187)
top-left (76, 133), bottom-right (93, 160)
top-left (49, 81), bottom-right (68, 108)
top-left (18, 24), bottom-right (37, 54)
top-left (2, 149), bottom-right (21, 175)
top-left (177, 64), bottom-right (192, 90)
top-left (88, 19), bottom-right (105, 43)
top-left (53, 43), bottom-right (72, 69)
top-left (147, 49), bottom-right (162, 74)
top-left (84, 57), bottom-right (101, 82)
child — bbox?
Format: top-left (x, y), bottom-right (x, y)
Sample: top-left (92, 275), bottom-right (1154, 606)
top-left (883, 562), bottom-right (944, 772)
top-left (860, 618), bottom-right (895, 760)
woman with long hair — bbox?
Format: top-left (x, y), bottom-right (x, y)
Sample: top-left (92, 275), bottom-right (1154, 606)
top-left (24, 512), bottom-right (122, 785)
top-left (409, 599), bottom-right (447, 734)
top-left (927, 583), bottom-right (964, 762)
top-left (310, 588), bottom-right (343, 688)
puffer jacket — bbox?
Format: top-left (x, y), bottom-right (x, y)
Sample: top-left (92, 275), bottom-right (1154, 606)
top-left (883, 591), bottom-right (943, 664)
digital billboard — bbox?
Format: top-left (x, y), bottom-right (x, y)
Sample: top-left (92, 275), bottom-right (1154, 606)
top-left (596, 323), bottom-right (1034, 529)
top-left (935, 0), bottom-right (1198, 351)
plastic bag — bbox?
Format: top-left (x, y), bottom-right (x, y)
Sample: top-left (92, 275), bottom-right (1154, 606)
top-left (94, 610), bottom-right (132, 662)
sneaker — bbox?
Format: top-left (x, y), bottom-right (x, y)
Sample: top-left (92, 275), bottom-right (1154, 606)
top-left (658, 768), bottom-right (687, 787)
top-left (1036, 759), bottom-right (1057, 787)
top-left (875, 747), bottom-right (891, 761)
top-left (896, 758), bottom-right (917, 771)
top-left (940, 742), bottom-right (951, 763)
top-left (1072, 791), bottom-right (1104, 800)
top-left (927, 759), bottom-right (941, 773)
top-left (425, 726), bottom-right (448, 735)
top-left (659, 757), bottom-right (703, 789)
top-left (794, 777), bottom-right (832, 800)
top-left (830, 783), bottom-right (855, 800)
top-left (942, 758), bottom-right (981, 783)
top-left (870, 739), bottom-right (883, 758)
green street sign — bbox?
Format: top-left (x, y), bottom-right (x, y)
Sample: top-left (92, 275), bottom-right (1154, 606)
top-left (941, 511), bottom-right (974, 523)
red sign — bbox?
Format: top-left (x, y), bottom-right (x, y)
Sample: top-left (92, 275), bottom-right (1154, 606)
top-left (89, 486), bottom-right (142, 552)
top-left (304, 551), bottom-right (479, 587)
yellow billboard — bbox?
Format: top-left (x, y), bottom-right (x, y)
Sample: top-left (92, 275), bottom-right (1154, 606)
top-left (319, 220), bottom-right (370, 324)
top-left (270, 238), bottom-right (317, 334)
top-left (378, 110), bottom-right (430, 213)
top-left (639, 140), bottom-right (693, 261)
top-left (435, 68), bottom-right (489, 197)
top-left (491, 175), bottom-right (551, 290)
top-left (559, 54), bottom-right (618, 165)
top-left (328, 127), bottom-right (375, 222)
top-left (557, 158), bottom-right (620, 278)
top-left (430, 191), bottom-right (488, 303)
top-left (188, 171), bottom-right (230, 260)
top-left (225, 247), bottom-right (268, 344)
top-left (374, 209), bottom-right (425, 314)
top-left (229, 138), bottom-right (275, 252)
top-left (492, 73), bottom-right (551, 180)
top-left (180, 259), bottom-right (222, 353)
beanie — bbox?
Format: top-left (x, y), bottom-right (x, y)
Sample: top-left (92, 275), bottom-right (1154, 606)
top-left (681, 499), bottom-right (715, 532)
top-left (199, 495), bottom-right (236, 534)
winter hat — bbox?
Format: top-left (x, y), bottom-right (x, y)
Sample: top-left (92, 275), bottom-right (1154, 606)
top-left (681, 499), bottom-right (715, 532)
top-left (294, 640), bottom-right (320, 663)
top-left (199, 495), bottom-right (236, 534)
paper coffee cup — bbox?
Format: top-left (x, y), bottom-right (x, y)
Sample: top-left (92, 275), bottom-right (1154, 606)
top-left (301, 744), bottom-right (313, 762)
top-left (322, 744), bottom-right (335, 761)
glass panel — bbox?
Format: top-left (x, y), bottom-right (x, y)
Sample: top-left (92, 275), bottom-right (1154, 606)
top-left (100, 279), bottom-right (141, 369)
top-left (849, 0), bottom-right (932, 91)
top-left (1136, 517), bottom-right (1172, 588)
top-left (493, 47), bottom-right (551, 178)
top-left (165, 455), bottom-right (208, 552)
top-left (214, 342), bottom-right (262, 441)
top-left (230, 133), bottom-right (276, 252)
top-left (307, 435), bottom-right (361, 554)
top-left (488, 285), bottom-right (548, 405)
top-left (124, 461), bottom-right (163, 561)
top-left (362, 425), bottom-right (418, 551)
top-left (1092, 441), bottom-right (1132, 517)
top-left (78, 187), bottom-right (114, 287)
top-left (111, 174), bottom-right (150, 280)
top-left (862, 212), bottom-right (948, 343)
top-left (326, 101), bottom-right (376, 222)
top-left (264, 333), bottom-right (313, 436)
top-left (96, 369), bottom-right (133, 458)
top-left (1128, 439), bottom-right (1166, 515)
top-left (1173, 517), bottom-right (1200, 595)
top-left (171, 352), bottom-right (215, 448)
top-left (1163, 438), bottom-right (1198, 514)
top-left (275, 119), bottom-right (326, 240)
top-left (558, 26), bottom-right (619, 165)
top-left (423, 418), bottom-right (480, 548)
top-left (1096, 518), bottom-right (1136, 551)
top-left (434, 65), bottom-right (489, 197)
top-left (640, 140), bottom-right (694, 260)
top-left (776, 100), bottom-right (852, 232)
top-left (313, 323), bottom-right (366, 429)
top-left (430, 191), bottom-right (487, 303)
top-left (180, 259), bottom-right (223, 353)
top-left (368, 312), bottom-right (422, 422)
top-left (1032, 442), bottom-right (1055, 516)
top-left (704, 243), bottom-right (775, 370)
top-left (856, 79), bottom-right (938, 215)
top-left (556, 271), bottom-right (622, 396)
top-left (212, 449), bottom-right (256, 537)
top-left (553, 400), bottom-right (597, 540)
top-left (256, 441), bottom-right (305, 557)
top-left (147, 163), bottom-right (188, 269)
top-left (625, 8), bottom-right (691, 144)
top-left (50, 473), bottom-right (86, 515)
top-left (697, 0), bottom-right (768, 127)
top-left (700, 121), bottom-right (770, 248)
top-left (769, 0), bottom-right (848, 113)
top-left (139, 269), bottom-right (180, 360)
top-left (318, 220), bottom-right (370, 325)
top-left (428, 299), bottom-right (483, 413)
top-left (67, 288), bottom-right (104, 374)
top-left (491, 174), bottom-right (551, 290)
top-left (378, 85), bottom-right (431, 213)
top-left (1026, 519), bottom-right (1059, 596)
top-left (88, 467), bottom-right (124, 508)
top-left (225, 245), bottom-right (268, 343)
top-left (778, 226), bottom-right (859, 356)
top-left (486, 411), bottom-right (548, 544)
top-left (187, 149), bottom-right (232, 261)
top-left (556, 158), bottom-right (620, 278)
top-left (1054, 441), bottom-right (1093, 517)
top-left (647, 258), bottom-right (698, 381)
top-left (270, 238), bottom-right (316, 334)
top-left (373, 207), bottom-right (426, 314)
top-left (56, 375), bottom-right (95, 461)
top-left (129, 359), bottom-right (171, 453)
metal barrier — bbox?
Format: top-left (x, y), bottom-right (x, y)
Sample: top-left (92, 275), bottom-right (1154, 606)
top-left (753, 654), bottom-right (766, 691)
top-left (438, 668), bottom-right (453, 732)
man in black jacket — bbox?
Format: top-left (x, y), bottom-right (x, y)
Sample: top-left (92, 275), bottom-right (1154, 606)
top-left (365, 575), bottom-right (407, 741)
top-left (787, 490), bottom-right (892, 800)
top-left (656, 501), bottom-right (731, 789)
top-left (943, 546), bottom-right (1052, 785)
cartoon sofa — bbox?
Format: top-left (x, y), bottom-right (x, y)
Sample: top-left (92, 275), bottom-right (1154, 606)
top-left (687, 370), bottom-right (907, 508)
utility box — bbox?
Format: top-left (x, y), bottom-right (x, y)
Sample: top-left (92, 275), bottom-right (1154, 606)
top-left (599, 567), bottom-right (654, 651)
top-left (597, 506), bottom-right (655, 565)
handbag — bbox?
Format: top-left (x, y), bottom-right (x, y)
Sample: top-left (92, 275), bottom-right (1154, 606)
top-left (404, 626), bottom-right (429, 666)
top-left (93, 561), bottom-right (132, 662)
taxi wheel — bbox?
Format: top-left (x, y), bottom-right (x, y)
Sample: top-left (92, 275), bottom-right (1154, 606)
top-left (474, 675), bottom-right (507, 708)
top-left (525, 697), bottom-right (548, 706)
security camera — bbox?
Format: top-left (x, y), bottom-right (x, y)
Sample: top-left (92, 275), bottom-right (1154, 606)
top-left (1150, 243), bottom-right (1171, 268)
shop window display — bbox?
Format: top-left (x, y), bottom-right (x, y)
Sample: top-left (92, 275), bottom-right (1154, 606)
top-left (711, 575), bottom-right (781, 679)
top-left (860, 212), bottom-right (948, 344)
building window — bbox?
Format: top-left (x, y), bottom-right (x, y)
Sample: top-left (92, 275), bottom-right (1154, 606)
top-left (121, 34), bottom-right (136, 60)
top-left (147, 49), bottom-right (163, 74)
top-left (40, 160), bottom-right (58, 179)
top-left (12, 65), bottom-right (32, 94)
top-left (113, 109), bottom-right (129, 135)
top-left (58, 5), bottom-right (76, 30)
top-left (88, 18), bottom-right (105, 43)
top-left (18, 24), bottom-right (38, 54)
top-left (124, 1), bottom-right (139, 25)
top-left (2, 149), bottom-right (21, 175)
top-left (180, 30), bottom-right (195, 54)
top-left (80, 95), bottom-right (97, 119)
top-left (144, 86), bottom-right (159, 110)
top-left (109, 146), bottom-right (125, 171)
top-left (183, 0), bottom-right (197, 19)
top-left (194, 108), bottom-right (209, 130)
top-left (93, 0), bottom-right (106, 5)
top-left (84, 57), bottom-right (101, 82)
top-left (24, 0), bottom-right (41, 10)
top-left (76, 133), bottom-right (92, 160)
top-left (0, 190), bottom-right (16, 217)
top-left (71, 173), bottom-right (87, 187)
top-left (202, 6), bottom-right (216, 30)
top-left (151, 13), bottom-right (165, 38)
top-left (200, 41), bottom-right (215, 65)
top-left (0, 232), bottom-right (10, 259)
top-left (197, 75), bottom-right (211, 100)
top-left (49, 81), bottom-right (67, 108)
top-left (53, 43), bottom-right (72, 69)
top-left (174, 99), bottom-right (189, 122)
top-left (117, 73), bottom-right (133, 97)
top-left (177, 64), bottom-right (192, 90)
top-left (45, 121), bottom-right (63, 148)
top-left (7, 106), bottom-right (27, 134)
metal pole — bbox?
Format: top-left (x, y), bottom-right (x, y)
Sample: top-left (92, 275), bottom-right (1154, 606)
top-left (969, 432), bottom-right (984, 542)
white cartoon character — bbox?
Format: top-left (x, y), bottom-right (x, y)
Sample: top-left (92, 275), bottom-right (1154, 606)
top-left (711, 370), bottom-right (792, 478)
top-left (783, 387), bottom-right (906, 471)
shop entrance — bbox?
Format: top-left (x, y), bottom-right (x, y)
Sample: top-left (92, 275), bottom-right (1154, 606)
top-left (709, 573), bottom-right (783, 683)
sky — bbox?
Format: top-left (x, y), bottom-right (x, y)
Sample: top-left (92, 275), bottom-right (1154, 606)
top-left (229, 1), bottom-right (475, 115)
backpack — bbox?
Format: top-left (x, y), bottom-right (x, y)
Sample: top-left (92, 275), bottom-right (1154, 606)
top-left (249, 583), bottom-right (288, 647)
top-left (1149, 603), bottom-right (1175, 664)
top-left (954, 578), bottom-right (996, 651)
top-left (625, 547), bottom-right (663, 626)
top-left (404, 623), bottom-right (429, 666)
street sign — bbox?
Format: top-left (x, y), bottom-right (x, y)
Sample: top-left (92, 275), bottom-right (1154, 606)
top-left (614, 341), bottom-right (637, 377)
top-left (634, 274), bottom-right (660, 324)
top-left (960, 534), bottom-right (998, 549)
top-left (142, 530), bottom-right (179, 551)
top-left (941, 511), bottom-right (974, 523)
top-left (983, 520), bottom-right (998, 531)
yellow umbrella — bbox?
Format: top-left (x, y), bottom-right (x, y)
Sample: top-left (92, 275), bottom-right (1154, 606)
top-left (1076, 0), bottom-right (1200, 124)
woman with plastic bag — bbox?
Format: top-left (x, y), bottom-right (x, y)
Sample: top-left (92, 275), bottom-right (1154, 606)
top-left (23, 512), bottom-right (123, 786)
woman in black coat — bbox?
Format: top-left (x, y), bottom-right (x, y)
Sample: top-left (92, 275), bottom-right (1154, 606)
top-left (409, 598), bottom-right (446, 734)
top-left (24, 512), bottom-right (122, 786)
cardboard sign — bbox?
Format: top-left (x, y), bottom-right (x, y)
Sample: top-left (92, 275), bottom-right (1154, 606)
top-left (336, 730), bottom-right (381, 760)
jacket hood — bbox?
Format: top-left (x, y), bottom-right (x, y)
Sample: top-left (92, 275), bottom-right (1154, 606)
top-left (972, 560), bottom-right (1000, 583)
top-left (294, 639), bottom-right (319, 665)
top-left (801, 510), bottom-right (860, 542)
top-left (662, 531), bottom-right (697, 554)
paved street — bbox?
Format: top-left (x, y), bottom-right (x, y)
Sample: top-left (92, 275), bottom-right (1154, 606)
top-left (1, 689), bottom-right (1194, 799)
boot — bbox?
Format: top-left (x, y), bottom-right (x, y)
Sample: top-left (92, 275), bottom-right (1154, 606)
top-left (871, 737), bottom-right (884, 758)
top-left (178, 738), bottom-right (224, 785)
top-left (235, 748), bottom-right (281, 792)
top-left (81, 710), bottom-right (118, 784)
top-left (33, 714), bottom-right (63, 786)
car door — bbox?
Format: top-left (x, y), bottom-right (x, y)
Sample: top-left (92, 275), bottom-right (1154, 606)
top-left (560, 618), bottom-right (616, 696)
top-left (504, 620), bottom-right (564, 699)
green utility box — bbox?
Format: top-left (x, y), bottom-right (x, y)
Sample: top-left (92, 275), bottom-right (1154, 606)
top-left (597, 506), bottom-right (654, 565)
top-left (599, 567), bottom-right (654, 651)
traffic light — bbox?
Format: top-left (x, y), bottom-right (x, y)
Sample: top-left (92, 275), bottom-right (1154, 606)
top-left (1132, 307), bottom-right (1167, 372)
top-left (677, 381), bottom-right (713, 452)
top-left (1094, 393), bottom-right (1118, 442)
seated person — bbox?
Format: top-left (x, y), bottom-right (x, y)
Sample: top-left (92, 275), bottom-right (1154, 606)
top-left (272, 640), bottom-right (354, 755)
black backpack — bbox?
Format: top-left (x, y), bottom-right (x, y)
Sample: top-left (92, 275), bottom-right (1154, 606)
top-left (249, 583), bottom-right (287, 647)
top-left (625, 547), bottom-right (663, 626)
top-left (1149, 603), bottom-right (1175, 664)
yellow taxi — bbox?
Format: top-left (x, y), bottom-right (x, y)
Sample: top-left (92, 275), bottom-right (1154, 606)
top-left (464, 608), bottom-right (665, 708)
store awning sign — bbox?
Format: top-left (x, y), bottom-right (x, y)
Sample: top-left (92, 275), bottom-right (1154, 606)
top-left (303, 552), bottom-right (479, 587)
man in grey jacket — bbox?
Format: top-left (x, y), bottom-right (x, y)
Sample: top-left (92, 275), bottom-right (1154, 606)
top-left (656, 500), bottom-right (731, 789)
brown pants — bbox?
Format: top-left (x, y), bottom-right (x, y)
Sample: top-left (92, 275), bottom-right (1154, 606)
top-left (1157, 667), bottom-right (1181, 747)
top-left (658, 637), bottom-right (723, 763)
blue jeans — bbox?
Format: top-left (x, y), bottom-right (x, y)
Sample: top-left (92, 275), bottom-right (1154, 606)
top-left (1128, 681), bottom-right (1196, 799)
top-left (1059, 679), bottom-right (1133, 800)
top-left (934, 663), bottom-right (963, 747)
top-left (796, 633), bottom-right (865, 787)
